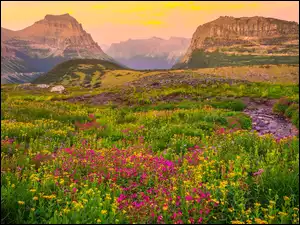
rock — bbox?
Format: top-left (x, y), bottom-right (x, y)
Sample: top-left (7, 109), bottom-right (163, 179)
top-left (37, 84), bottom-right (50, 89)
top-left (50, 85), bottom-right (65, 94)
top-left (18, 83), bottom-right (33, 90)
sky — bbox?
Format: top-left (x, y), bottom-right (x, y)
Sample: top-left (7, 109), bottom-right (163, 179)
top-left (1, 1), bottom-right (299, 46)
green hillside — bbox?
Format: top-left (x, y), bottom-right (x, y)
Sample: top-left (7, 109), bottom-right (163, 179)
top-left (173, 49), bottom-right (299, 69)
top-left (33, 59), bottom-right (128, 88)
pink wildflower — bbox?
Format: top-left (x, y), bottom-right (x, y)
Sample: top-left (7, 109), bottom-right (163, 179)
top-left (253, 168), bottom-right (264, 176)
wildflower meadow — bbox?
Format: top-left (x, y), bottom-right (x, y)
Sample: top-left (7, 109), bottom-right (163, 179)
top-left (1, 83), bottom-right (299, 224)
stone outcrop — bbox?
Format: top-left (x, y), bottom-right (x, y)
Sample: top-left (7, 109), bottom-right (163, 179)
top-left (50, 85), bottom-right (65, 93)
top-left (180, 16), bottom-right (299, 64)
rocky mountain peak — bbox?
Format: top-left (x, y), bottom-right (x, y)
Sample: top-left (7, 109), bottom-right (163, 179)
top-left (44, 13), bottom-right (74, 21)
top-left (1, 13), bottom-right (119, 81)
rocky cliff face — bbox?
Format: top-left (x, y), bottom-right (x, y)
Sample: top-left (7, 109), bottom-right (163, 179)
top-left (1, 13), bottom-right (117, 83)
top-left (179, 16), bottom-right (299, 65)
top-left (106, 37), bottom-right (190, 69)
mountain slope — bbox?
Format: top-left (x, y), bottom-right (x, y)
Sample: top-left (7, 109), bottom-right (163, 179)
top-left (106, 37), bottom-right (191, 69)
top-left (1, 13), bottom-right (121, 83)
top-left (174, 16), bottom-right (299, 69)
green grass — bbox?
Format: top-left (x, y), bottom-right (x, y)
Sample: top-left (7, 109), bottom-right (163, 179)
top-left (174, 49), bottom-right (299, 69)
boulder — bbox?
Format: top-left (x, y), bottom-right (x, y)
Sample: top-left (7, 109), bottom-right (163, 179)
top-left (37, 84), bottom-right (50, 89)
top-left (50, 85), bottom-right (65, 94)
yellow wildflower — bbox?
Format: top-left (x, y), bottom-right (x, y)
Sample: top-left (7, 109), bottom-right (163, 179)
top-left (31, 208), bottom-right (35, 211)
top-left (255, 202), bottom-right (261, 207)
top-left (163, 205), bottom-right (168, 211)
top-left (63, 208), bottom-right (70, 214)
top-left (97, 219), bottom-right (101, 223)
top-left (11, 184), bottom-right (15, 188)
top-left (30, 189), bottom-right (36, 192)
top-left (283, 196), bottom-right (290, 201)
top-left (101, 210), bottom-right (107, 215)
top-left (33, 196), bottom-right (38, 201)
top-left (18, 201), bottom-right (25, 205)
top-left (269, 200), bottom-right (276, 205)
top-left (255, 218), bottom-right (268, 224)
top-left (228, 208), bottom-right (234, 212)
top-left (278, 212), bottom-right (288, 216)
top-left (231, 220), bottom-right (244, 224)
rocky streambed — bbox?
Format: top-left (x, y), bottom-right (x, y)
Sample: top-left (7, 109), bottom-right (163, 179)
top-left (243, 99), bottom-right (298, 138)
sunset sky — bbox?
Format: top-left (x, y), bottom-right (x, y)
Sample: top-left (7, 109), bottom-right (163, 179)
top-left (1, 1), bottom-right (299, 46)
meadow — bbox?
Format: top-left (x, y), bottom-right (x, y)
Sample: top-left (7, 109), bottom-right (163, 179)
top-left (1, 65), bottom-right (299, 224)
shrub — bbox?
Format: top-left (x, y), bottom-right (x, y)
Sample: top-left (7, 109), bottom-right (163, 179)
top-left (285, 104), bottom-right (299, 118)
top-left (291, 110), bottom-right (299, 129)
top-left (273, 97), bottom-right (293, 115)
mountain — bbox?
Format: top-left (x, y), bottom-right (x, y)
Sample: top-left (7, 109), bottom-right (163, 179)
top-left (33, 59), bottom-right (127, 87)
top-left (1, 13), bottom-right (119, 83)
top-left (106, 36), bottom-right (191, 69)
top-left (174, 16), bottom-right (299, 69)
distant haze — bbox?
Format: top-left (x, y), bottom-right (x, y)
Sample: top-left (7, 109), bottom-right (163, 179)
top-left (1, 1), bottom-right (299, 45)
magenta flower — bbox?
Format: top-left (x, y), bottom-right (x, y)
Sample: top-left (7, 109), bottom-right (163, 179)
top-left (185, 195), bottom-right (193, 201)
top-left (198, 217), bottom-right (203, 223)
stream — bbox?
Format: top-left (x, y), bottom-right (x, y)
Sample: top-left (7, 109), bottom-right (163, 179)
top-left (243, 99), bottom-right (298, 138)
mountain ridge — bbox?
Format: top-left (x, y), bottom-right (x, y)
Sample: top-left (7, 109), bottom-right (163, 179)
top-left (176, 16), bottom-right (299, 68)
top-left (106, 36), bottom-right (191, 69)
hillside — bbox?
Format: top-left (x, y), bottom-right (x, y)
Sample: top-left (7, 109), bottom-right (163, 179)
top-left (32, 59), bottom-right (127, 88)
top-left (174, 16), bottom-right (299, 69)
top-left (31, 63), bottom-right (299, 90)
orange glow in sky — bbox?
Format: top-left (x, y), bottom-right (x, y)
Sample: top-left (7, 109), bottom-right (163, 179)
top-left (1, 1), bottom-right (299, 45)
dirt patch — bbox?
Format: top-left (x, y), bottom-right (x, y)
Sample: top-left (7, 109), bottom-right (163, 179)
top-left (242, 98), bottom-right (298, 138)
